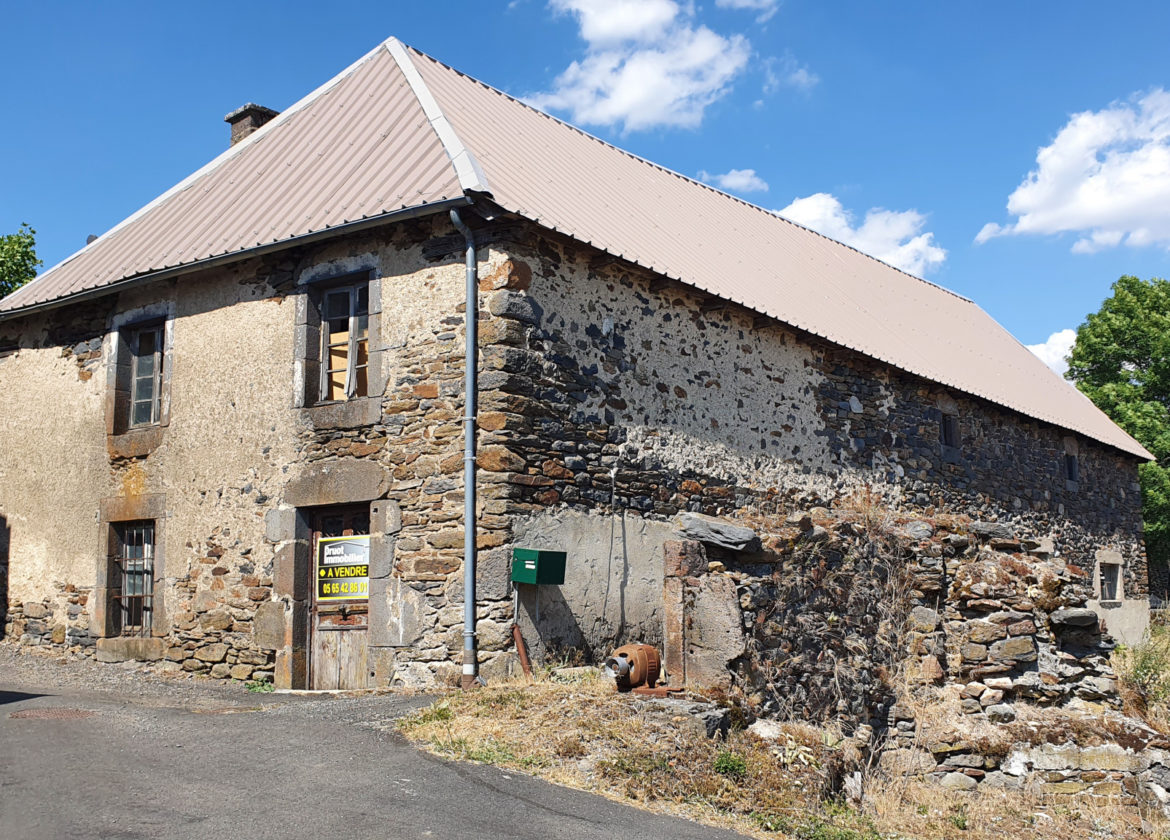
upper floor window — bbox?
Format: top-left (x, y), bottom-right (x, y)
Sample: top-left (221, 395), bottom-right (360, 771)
top-left (130, 323), bottom-right (164, 426)
top-left (1063, 436), bottom-right (1080, 490)
top-left (107, 306), bottom-right (173, 450)
top-left (320, 284), bottom-right (369, 402)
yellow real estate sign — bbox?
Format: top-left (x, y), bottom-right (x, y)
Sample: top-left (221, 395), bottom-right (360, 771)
top-left (316, 535), bottom-right (369, 602)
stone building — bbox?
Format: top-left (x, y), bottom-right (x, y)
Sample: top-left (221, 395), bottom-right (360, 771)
top-left (0, 38), bottom-right (1152, 693)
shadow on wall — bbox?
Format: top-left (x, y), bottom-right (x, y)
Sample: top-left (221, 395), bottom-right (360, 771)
top-left (518, 585), bottom-right (588, 664)
top-left (0, 514), bottom-right (8, 639)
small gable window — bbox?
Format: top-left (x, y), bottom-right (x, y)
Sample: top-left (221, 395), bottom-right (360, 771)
top-left (1063, 436), bottom-right (1080, 490)
top-left (940, 414), bottom-right (960, 449)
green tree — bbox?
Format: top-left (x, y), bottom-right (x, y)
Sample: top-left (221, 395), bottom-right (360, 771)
top-left (0, 223), bottom-right (42, 298)
top-left (1066, 275), bottom-right (1170, 582)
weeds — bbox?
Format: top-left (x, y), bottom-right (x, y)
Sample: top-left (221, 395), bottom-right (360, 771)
top-left (713, 749), bottom-right (747, 779)
top-left (245, 679), bottom-right (274, 693)
top-left (1115, 625), bottom-right (1170, 730)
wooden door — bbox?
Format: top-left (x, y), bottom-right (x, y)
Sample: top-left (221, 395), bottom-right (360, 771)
top-left (309, 506), bottom-right (370, 690)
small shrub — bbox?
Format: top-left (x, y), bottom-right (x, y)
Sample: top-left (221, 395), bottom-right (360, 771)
top-left (245, 679), bottom-right (274, 693)
top-left (713, 749), bottom-right (748, 779)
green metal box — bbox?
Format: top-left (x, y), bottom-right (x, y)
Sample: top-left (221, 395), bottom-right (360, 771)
top-left (510, 548), bottom-right (567, 585)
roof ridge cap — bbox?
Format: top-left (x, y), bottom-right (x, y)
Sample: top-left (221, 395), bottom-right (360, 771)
top-left (385, 38), bottom-right (491, 195)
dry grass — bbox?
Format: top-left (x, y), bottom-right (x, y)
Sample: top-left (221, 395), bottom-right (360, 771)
top-left (399, 673), bottom-right (877, 839)
top-left (398, 673), bottom-right (1162, 839)
top-left (1115, 624), bottom-right (1170, 734)
top-left (866, 774), bottom-right (1149, 840)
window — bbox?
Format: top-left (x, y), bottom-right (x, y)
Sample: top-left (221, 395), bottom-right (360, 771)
top-left (319, 284), bottom-right (369, 402)
top-left (940, 413), bottom-right (960, 449)
top-left (1100, 563), bottom-right (1122, 602)
top-left (110, 521), bottom-right (155, 636)
top-left (1064, 453), bottom-right (1080, 483)
top-left (130, 324), bottom-right (164, 426)
top-left (107, 306), bottom-right (172, 450)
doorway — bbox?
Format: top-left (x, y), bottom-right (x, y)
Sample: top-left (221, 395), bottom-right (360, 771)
top-left (308, 505), bottom-right (370, 690)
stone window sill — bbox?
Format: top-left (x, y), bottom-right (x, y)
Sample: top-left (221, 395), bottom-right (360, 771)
top-left (1098, 599), bottom-right (1123, 609)
top-left (302, 397), bottom-right (380, 430)
top-left (108, 425), bottom-right (164, 458)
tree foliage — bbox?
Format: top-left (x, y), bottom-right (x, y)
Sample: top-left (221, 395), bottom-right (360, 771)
top-left (1067, 275), bottom-right (1170, 576)
top-left (0, 223), bottom-right (41, 299)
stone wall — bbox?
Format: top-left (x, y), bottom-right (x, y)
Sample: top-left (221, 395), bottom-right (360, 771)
top-left (0, 212), bottom-right (1150, 690)
top-left (0, 216), bottom-right (512, 686)
top-left (467, 225), bottom-right (1147, 665)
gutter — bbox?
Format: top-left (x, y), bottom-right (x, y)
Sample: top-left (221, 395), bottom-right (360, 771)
top-left (450, 207), bottom-right (480, 689)
top-left (0, 197), bottom-right (473, 323)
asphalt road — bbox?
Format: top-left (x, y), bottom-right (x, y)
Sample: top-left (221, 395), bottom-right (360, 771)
top-left (0, 655), bottom-right (747, 840)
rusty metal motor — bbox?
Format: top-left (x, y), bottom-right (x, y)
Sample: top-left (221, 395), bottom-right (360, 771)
top-left (603, 643), bottom-right (661, 692)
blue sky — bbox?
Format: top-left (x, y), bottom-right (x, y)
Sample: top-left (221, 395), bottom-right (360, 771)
top-left (3, 1), bottom-right (1169, 374)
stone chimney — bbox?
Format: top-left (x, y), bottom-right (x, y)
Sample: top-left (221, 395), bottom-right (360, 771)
top-left (224, 103), bottom-right (279, 146)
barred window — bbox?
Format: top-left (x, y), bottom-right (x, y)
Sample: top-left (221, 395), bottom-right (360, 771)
top-left (111, 521), bottom-right (155, 636)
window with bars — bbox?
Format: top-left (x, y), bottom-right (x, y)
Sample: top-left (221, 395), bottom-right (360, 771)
top-left (319, 284), bottom-right (369, 402)
top-left (111, 521), bottom-right (155, 636)
top-left (130, 324), bottom-right (164, 426)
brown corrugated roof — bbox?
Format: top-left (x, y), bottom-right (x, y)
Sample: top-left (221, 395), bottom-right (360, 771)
top-left (1, 38), bottom-right (1151, 460)
top-left (0, 42), bottom-right (464, 313)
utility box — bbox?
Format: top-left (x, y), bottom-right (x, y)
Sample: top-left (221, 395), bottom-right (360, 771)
top-left (510, 548), bottom-right (567, 585)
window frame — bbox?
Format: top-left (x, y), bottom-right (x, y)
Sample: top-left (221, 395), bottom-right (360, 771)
top-left (1100, 562), bottom-right (1122, 603)
top-left (319, 283), bottom-right (370, 403)
top-left (293, 268), bottom-right (383, 430)
top-left (129, 323), bottom-right (165, 427)
top-left (109, 520), bottom-right (156, 637)
top-left (106, 303), bottom-right (174, 456)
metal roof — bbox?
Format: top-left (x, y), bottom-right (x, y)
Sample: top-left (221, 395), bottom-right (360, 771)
top-left (1, 38), bottom-right (1151, 461)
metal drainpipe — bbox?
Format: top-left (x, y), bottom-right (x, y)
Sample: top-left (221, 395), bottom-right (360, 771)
top-left (451, 208), bottom-right (479, 689)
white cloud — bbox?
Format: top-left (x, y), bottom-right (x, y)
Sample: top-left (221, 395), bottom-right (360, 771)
top-left (551, 0), bottom-right (678, 44)
top-left (776, 192), bottom-right (947, 276)
top-left (698, 168), bottom-right (769, 193)
top-left (1026, 328), bottom-right (1077, 378)
top-left (529, 0), bottom-right (752, 132)
top-left (764, 53), bottom-right (818, 94)
top-left (716, 0), bottom-right (781, 23)
top-left (978, 89), bottom-right (1170, 253)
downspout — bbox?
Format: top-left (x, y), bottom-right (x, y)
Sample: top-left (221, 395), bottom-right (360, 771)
top-left (451, 208), bottom-right (479, 689)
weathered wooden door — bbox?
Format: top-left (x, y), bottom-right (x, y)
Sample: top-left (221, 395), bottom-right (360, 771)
top-left (309, 506), bottom-right (370, 690)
